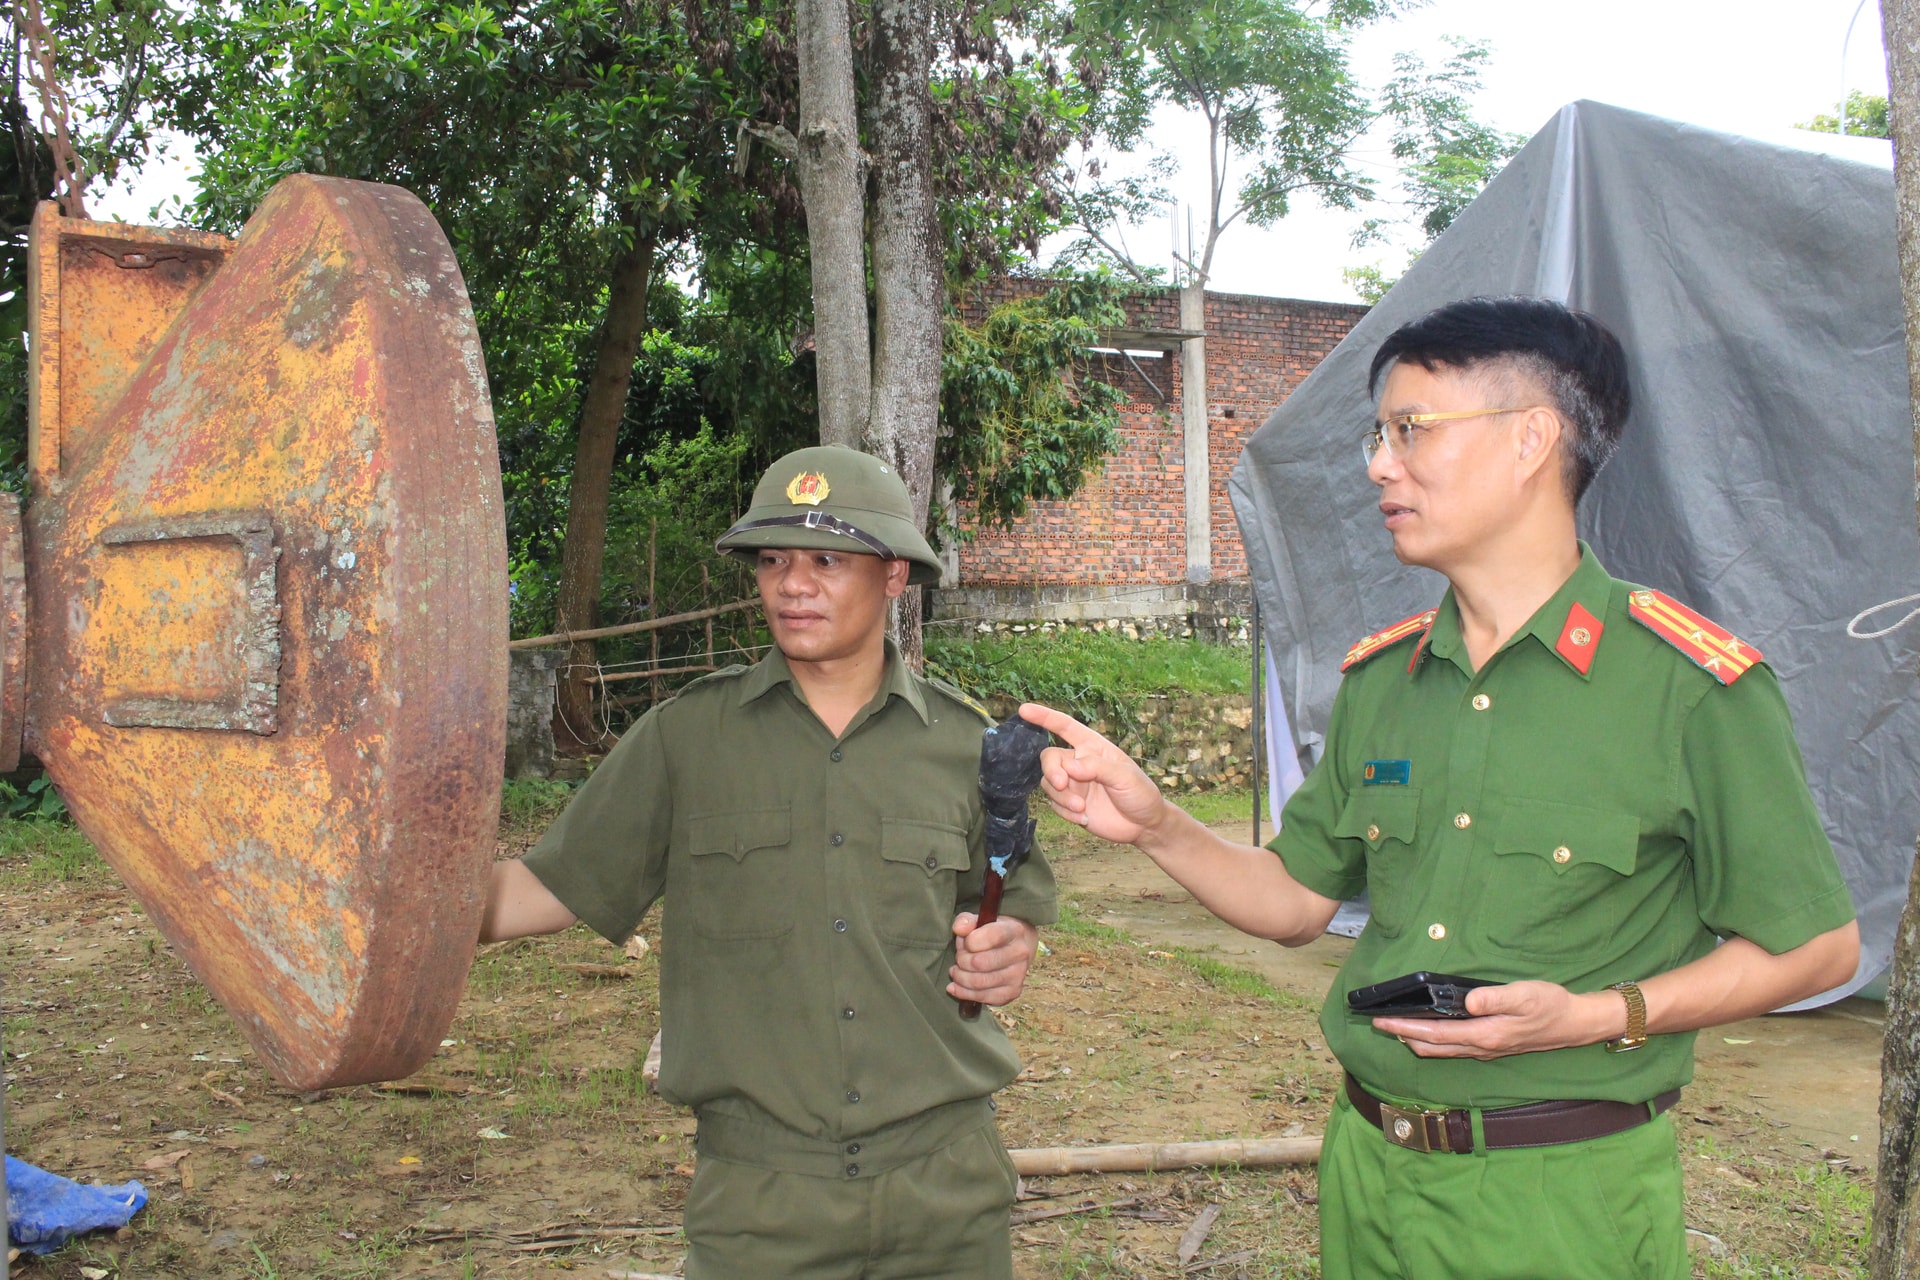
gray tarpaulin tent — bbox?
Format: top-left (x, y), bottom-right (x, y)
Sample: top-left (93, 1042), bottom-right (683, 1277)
top-left (1230, 100), bottom-right (1910, 1004)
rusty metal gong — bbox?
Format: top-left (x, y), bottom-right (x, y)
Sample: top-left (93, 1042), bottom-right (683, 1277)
top-left (21, 174), bottom-right (508, 1089)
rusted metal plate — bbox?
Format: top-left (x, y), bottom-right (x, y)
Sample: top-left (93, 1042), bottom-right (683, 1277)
top-left (25, 175), bottom-right (508, 1089)
top-left (0, 493), bottom-right (25, 773)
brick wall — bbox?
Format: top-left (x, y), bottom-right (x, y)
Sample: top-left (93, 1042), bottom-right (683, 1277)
top-left (954, 286), bottom-right (1367, 586)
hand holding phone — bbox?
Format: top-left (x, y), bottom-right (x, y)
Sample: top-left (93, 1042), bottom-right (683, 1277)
top-left (1346, 971), bottom-right (1496, 1019)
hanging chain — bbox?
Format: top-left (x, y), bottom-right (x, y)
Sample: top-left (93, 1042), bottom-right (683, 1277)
top-left (14, 0), bottom-right (85, 218)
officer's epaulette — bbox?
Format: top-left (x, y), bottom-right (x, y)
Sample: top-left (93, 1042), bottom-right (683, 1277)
top-left (925, 676), bottom-right (995, 724)
top-left (1341, 609), bottom-right (1439, 672)
top-left (1626, 588), bottom-right (1762, 685)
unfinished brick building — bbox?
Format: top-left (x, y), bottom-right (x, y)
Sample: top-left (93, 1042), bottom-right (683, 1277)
top-left (933, 285), bottom-right (1368, 632)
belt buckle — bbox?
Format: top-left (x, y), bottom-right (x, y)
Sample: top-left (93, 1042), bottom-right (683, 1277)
top-left (1378, 1101), bottom-right (1452, 1153)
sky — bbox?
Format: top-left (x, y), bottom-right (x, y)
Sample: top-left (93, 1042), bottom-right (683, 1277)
top-left (1067, 0), bottom-right (1895, 301)
top-left (93, 0), bottom-right (1896, 304)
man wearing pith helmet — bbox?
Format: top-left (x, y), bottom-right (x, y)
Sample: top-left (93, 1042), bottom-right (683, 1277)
top-left (480, 443), bottom-right (1057, 1279)
top-left (1022, 296), bottom-right (1857, 1277)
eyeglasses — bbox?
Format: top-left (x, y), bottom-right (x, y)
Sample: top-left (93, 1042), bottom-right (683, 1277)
top-left (1362, 406), bottom-right (1544, 466)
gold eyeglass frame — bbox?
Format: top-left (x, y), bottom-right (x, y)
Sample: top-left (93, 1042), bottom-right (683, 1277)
top-left (1363, 406), bottom-right (1547, 466)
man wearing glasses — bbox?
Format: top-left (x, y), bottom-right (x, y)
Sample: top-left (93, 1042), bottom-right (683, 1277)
top-left (1021, 295), bottom-right (1857, 1278)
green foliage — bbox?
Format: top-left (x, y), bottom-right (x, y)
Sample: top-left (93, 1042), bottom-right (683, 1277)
top-left (925, 629), bottom-right (1248, 731)
top-left (939, 273), bottom-right (1129, 531)
top-left (1341, 263), bottom-right (1393, 305)
top-left (165, 0), bottom-right (1119, 661)
top-left (1348, 37), bottom-right (1524, 296)
top-left (500, 778), bottom-right (576, 829)
top-left (1372, 39), bottom-right (1525, 243)
top-left (1799, 92), bottom-right (1890, 140)
top-left (0, 774), bottom-right (68, 822)
top-left (1072, 0), bottom-right (1382, 227)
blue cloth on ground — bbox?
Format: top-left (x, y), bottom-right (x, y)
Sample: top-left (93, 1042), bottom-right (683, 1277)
top-left (6, 1155), bottom-right (148, 1254)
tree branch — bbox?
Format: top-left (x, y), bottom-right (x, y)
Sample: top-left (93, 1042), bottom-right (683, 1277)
top-left (744, 118), bottom-right (798, 159)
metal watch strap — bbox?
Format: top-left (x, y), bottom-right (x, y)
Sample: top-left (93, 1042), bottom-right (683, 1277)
top-left (1605, 981), bottom-right (1648, 1053)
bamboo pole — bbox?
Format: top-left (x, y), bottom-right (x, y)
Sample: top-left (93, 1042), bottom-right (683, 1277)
top-left (598, 665), bottom-right (720, 684)
top-left (508, 598), bottom-right (760, 650)
top-left (1009, 1136), bottom-right (1321, 1176)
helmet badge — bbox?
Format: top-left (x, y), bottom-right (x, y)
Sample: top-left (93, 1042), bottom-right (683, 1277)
top-left (786, 471), bottom-right (831, 506)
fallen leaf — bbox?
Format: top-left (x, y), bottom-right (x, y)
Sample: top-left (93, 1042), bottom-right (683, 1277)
top-left (559, 963), bottom-right (633, 980)
top-left (476, 1126), bottom-right (509, 1140)
top-left (1722, 1038), bottom-right (1754, 1045)
top-left (142, 1149), bottom-right (192, 1171)
top-left (1177, 1203), bottom-right (1222, 1265)
top-left (671, 1162), bottom-right (696, 1177)
top-left (179, 1159), bottom-right (195, 1191)
top-left (79, 1267), bottom-right (109, 1279)
top-left (623, 934), bottom-right (651, 960)
top-left (397, 1156), bottom-right (423, 1166)
top-left (375, 1075), bottom-right (475, 1096)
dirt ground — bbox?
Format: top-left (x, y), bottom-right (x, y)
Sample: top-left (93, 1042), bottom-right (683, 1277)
top-left (0, 804), bottom-right (1876, 1279)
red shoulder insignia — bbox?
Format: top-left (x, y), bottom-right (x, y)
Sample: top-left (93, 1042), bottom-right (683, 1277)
top-left (1627, 589), bottom-right (1762, 685)
top-left (1342, 609), bottom-right (1439, 673)
top-left (1554, 602), bottom-right (1604, 675)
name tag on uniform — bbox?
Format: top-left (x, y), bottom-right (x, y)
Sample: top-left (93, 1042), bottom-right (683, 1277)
top-left (1362, 760), bottom-right (1411, 786)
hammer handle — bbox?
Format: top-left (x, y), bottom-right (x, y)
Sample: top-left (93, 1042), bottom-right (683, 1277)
top-left (957, 869), bottom-right (1007, 1020)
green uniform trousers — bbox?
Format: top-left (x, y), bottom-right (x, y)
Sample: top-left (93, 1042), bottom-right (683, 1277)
top-left (1319, 1087), bottom-right (1689, 1279)
top-left (683, 1121), bottom-right (1018, 1279)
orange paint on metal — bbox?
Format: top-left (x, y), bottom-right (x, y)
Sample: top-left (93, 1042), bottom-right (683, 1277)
top-left (28, 206), bottom-right (232, 482)
top-left (26, 177), bottom-right (507, 1089)
top-left (0, 494), bottom-right (25, 772)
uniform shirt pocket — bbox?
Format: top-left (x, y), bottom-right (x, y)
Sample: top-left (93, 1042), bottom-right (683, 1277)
top-left (1332, 787), bottom-right (1422, 937)
top-left (685, 806), bottom-right (795, 940)
top-left (1484, 799), bottom-right (1640, 962)
top-left (877, 818), bottom-right (973, 949)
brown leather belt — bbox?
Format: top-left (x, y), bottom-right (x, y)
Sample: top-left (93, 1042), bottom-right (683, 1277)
top-left (1344, 1072), bottom-right (1680, 1155)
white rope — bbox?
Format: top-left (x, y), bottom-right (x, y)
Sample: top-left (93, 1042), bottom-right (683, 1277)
top-left (1847, 592), bottom-right (1920, 640)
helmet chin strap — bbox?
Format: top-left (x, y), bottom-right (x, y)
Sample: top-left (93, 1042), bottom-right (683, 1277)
top-left (722, 511), bottom-right (898, 560)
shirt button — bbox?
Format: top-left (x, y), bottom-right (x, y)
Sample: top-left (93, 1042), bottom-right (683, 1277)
top-left (1365, 824), bottom-right (1381, 842)
top-left (831, 748), bottom-right (843, 762)
top-left (831, 833), bottom-right (845, 847)
top-left (924, 855), bottom-right (939, 870)
top-left (847, 1090), bottom-right (861, 1104)
top-left (1428, 922), bottom-right (1447, 940)
top-left (833, 918), bottom-right (849, 933)
top-left (842, 1006), bottom-right (856, 1020)
top-left (846, 1164), bottom-right (860, 1177)
top-left (846, 1142), bottom-right (861, 1155)
top-left (1471, 694), bottom-right (1491, 711)
top-left (1453, 812), bottom-right (1472, 829)
top-left (1553, 846), bottom-right (1572, 864)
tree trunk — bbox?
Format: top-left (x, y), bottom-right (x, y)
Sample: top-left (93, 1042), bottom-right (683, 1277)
top-left (1876, 841), bottom-right (1920, 1277)
top-left (866, 0), bottom-right (941, 670)
top-left (1872, 3), bottom-right (1920, 1274)
top-left (794, 0), bottom-right (870, 448)
top-left (551, 218), bottom-right (657, 752)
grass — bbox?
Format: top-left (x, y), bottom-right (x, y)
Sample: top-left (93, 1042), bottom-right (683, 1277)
top-left (1052, 900), bottom-right (1314, 1014)
top-left (926, 630), bottom-right (1250, 733)
top-left (0, 817), bottom-right (102, 883)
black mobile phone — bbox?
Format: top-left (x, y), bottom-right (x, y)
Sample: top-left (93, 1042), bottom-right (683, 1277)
top-left (1346, 971), bottom-right (1495, 1019)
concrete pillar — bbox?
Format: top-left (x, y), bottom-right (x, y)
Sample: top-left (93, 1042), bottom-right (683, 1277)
top-left (1179, 283), bottom-right (1210, 584)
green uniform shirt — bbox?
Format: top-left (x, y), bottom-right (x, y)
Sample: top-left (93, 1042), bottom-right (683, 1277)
top-left (1274, 545), bottom-right (1854, 1109)
top-left (522, 641), bottom-right (1059, 1144)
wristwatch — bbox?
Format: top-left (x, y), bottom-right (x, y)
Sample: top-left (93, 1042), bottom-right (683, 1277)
top-left (1605, 981), bottom-right (1648, 1053)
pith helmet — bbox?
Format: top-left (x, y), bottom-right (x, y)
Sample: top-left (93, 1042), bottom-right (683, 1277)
top-left (716, 444), bottom-right (944, 586)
